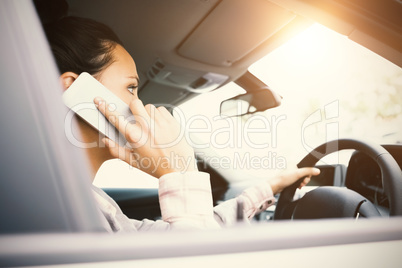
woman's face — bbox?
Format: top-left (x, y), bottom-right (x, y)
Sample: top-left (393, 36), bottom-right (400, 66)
top-left (97, 44), bottom-right (140, 104)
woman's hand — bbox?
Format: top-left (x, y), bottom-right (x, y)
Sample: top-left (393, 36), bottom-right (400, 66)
top-left (94, 97), bottom-right (197, 178)
top-left (268, 167), bottom-right (320, 194)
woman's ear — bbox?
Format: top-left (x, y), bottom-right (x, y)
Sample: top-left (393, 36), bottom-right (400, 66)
top-left (60, 72), bottom-right (79, 90)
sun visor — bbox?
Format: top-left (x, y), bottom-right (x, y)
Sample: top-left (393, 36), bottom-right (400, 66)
top-left (177, 0), bottom-right (296, 66)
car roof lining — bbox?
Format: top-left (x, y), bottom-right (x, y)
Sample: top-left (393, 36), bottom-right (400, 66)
top-left (176, 0), bottom-right (297, 67)
top-left (66, 0), bottom-right (401, 105)
top-left (66, 0), bottom-right (312, 105)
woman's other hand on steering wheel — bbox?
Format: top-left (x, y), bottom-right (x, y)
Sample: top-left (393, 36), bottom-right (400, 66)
top-left (268, 167), bottom-right (321, 194)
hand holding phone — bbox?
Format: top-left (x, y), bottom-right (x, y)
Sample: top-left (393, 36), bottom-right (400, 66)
top-left (64, 72), bottom-right (198, 177)
top-left (94, 96), bottom-right (199, 177)
top-left (62, 72), bottom-right (132, 147)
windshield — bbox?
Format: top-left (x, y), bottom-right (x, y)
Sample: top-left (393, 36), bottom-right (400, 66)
top-left (177, 23), bottom-right (402, 180)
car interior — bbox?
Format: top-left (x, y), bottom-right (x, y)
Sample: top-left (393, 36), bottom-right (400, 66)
top-left (60, 0), bottom-right (402, 221)
top-left (1, 0), bottom-right (402, 266)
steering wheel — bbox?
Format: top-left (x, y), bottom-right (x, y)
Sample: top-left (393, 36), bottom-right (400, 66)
top-left (274, 139), bottom-right (402, 220)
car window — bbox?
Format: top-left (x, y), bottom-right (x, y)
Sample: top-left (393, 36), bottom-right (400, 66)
top-left (176, 23), bottom-right (402, 180)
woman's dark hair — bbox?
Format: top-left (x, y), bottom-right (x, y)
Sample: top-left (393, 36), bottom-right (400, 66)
top-left (43, 16), bottom-right (123, 75)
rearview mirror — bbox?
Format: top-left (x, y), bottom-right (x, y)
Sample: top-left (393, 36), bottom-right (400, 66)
top-left (220, 87), bottom-right (282, 117)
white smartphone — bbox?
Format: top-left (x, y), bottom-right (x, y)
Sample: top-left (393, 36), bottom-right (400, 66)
top-left (62, 72), bottom-right (133, 147)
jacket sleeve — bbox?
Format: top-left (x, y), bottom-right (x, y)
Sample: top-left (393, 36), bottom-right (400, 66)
top-left (92, 171), bottom-right (220, 232)
top-left (157, 171), bottom-right (220, 230)
top-left (157, 172), bottom-right (277, 229)
top-left (93, 172), bottom-right (276, 231)
top-left (213, 180), bottom-right (276, 227)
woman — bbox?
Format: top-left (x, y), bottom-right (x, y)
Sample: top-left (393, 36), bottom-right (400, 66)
top-left (43, 15), bottom-right (319, 232)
